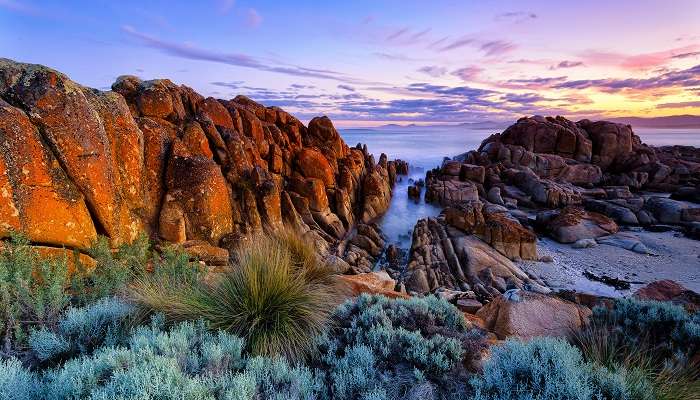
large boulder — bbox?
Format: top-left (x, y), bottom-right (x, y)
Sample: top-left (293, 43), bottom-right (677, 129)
top-left (538, 206), bottom-right (618, 243)
top-left (476, 289), bottom-right (592, 339)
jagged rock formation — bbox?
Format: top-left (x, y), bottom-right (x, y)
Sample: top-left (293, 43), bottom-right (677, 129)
top-left (0, 59), bottom-right (401, 268)
top-left (407, 114), bottom-right (700, 300)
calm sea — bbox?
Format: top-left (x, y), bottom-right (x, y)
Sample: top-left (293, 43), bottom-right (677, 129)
top-left (339, 125), bottom-right (700, 249)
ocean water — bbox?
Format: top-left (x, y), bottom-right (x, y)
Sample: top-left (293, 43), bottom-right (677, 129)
top-left (339, 125), bottom-right (700, 249)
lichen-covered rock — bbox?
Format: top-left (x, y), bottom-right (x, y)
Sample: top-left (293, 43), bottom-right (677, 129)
top-left (0, 58), bottom-right (401, 271)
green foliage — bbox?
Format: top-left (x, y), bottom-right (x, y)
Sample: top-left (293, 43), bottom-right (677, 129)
top-left (72, 234), bottom-right (151, 305)
top-left (0, 233), bottom-right (70, 356)
top-left (573, 298), bottom-right (700, 400)
top-left (129, 230), bottom-right (343, 361)
top-left (314, 294), bottom-right (488, 400)
top-left (29, 297), bottom-right (134, 363)
top-left (471, 337), bottom-right (629, 400)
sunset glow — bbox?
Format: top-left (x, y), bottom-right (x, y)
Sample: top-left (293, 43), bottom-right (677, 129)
top-left (2, 0), bottom-right (699, 126)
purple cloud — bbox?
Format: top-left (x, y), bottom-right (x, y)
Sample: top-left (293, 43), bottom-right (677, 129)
top-left (550, 60), bottom-right (585, 70)
top-left (553, 64), bottom-right (700, 91)
top-left (495, 11), bottom-right (537, 23)
top-left (121, 26), bottom-right (371, 84)
top-left (417, 66), bottom-right (448, 77)
top-left (672, 51), bottom-right (700, 59)
top-left (481, 40), bottom-right (517, 56)
top-left (337, 84), bottom-right (356, 92)
top-left (451, 66), bottom-right (483, 81)
top-left (439, 37), bottom-right (474, 52)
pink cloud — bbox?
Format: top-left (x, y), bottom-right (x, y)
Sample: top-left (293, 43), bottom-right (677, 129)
top-left (451, 66), bottom-right (483, 81)
top-left (246, 8), bottom-right (262, 28)
top-left (579, 45), bottom-right (700, 71)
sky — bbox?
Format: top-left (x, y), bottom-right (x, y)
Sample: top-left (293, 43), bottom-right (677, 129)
top-left (1, 0), bottom-right (700, 127)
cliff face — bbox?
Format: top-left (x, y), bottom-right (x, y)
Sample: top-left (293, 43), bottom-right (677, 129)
top-left (0, 58), bottom-right (399, 270)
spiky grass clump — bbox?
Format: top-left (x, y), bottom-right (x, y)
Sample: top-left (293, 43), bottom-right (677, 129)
top-left (129, 229), bottom-right (344, 361)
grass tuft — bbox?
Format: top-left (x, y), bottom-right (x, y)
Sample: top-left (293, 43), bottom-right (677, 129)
top-left (128, 229), bottom-right (344, 361)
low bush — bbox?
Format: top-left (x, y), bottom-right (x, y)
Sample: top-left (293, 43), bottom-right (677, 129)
top-left (471, 337), bottom-right (629, 400)
top-left (589, 298), bottom-right (699, 359)
top-left (0, 234), bottom-right (70, 357)
top-left (129, 230), bottom-right (344, 361)
top-left (314, 294), bottom-right (489, 400)
top-left (572, 298), bottom-right (700, 400)
top-left (0, 358), bottom-right (38, 400)
top-left (29, 297), bottom-right (134, 364)
top-left (71, 234), bottom-right (151, 305)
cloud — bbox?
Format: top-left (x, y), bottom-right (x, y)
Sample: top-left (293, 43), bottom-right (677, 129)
top-left (451, 66), bottom-right (483, 81)
top-left (217, 0), bottom-right (235, 14)
top-left (579, 45), bottom-right (700, 70)
top-left (438, 37), bottom-right (516, 56)
top-left (373, 52), bottom-right (420, 62)
top-left (495, 11), bottom-right (537, 23)
top-left (657, 100), bottom-right (700, 108)
top-left (417, 66), bottom-right (448, 77)
top-left (480, 40), bottom-right (517, 56)
top-left (121, 26), bottom-right (370, 84)
top-left (337, 84), bottom-right (355, 92)
top-left (672, 51), bottom-right (700, 59)
top-left (439, 37), bottom-right (474, 52)
top-left (246, 8), bottom-right (262, 27)
top-left (387, 27), bottom-right (410, 41)
top-left (0, 0), bottom-right (39, 15)
top-left (500, 76), bottom-right (569, 89)
top-left (550, 60), bottom-right (584, 70)
top-left (553, 64), bottom-right (700, 91)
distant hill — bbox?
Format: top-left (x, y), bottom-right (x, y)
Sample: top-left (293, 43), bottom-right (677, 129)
top-left (607, 115), bottom-right (700, 129)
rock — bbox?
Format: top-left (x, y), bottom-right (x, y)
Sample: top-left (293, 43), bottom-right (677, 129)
top-left (476, 289), bottom-right (591, 339)
top-left (338, 271), bottom-right (409, 299)
top-left (0, 58), bottom-right (400, 271)
top-left (425, 178), bottom-right (479, 206)
top-left (460, 164), bottom-right (485, 183)
top-left (456, 298), bottom-right (483, 314)
top-left (538, 206), bottom-right (618, 243)
top-left (476, 210), bottom-right (538, 261)
top-left (572, 238), bottom-right (597, 249)
top-left (487, 187), bottom-right (505, 206)
top-left (596, 232), bottom-right (651, 254)
top-left (296, 148), bottom-right (335, 187)
top-left (634, 280), bottom-right (700, 312)
top-left (180, 241), bottom-right (229, 265)
top-left (644, 197), bottom-right (689, 224)
top-left (405, 218), bottom-right (540, 302)
top-left (408, 184), bottom-right (421, 200)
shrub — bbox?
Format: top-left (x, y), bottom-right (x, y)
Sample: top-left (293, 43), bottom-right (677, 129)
top-left (315, 294), bottom-right (488, 400)
top-left (29, 297), bottom-right (134, 363)
top-left (0, 358), bottom-right (39, 400)
top-left (129, 230), bottom-right (343, 361)
top-left (471, 337), bottom-right (629, 400)
top-left (72, 234), bottom-right (151, 305)
top-left (0, 233), bottom-right (70, 356)
top-left (589, 298), bottom-right (699, 359)
top-left (572, 298), bottom-right (700, 400)
top-left (39, 318), bottom-right (321, 399)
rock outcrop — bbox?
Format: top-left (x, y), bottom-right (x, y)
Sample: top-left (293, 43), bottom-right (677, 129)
top-left (0, 59), bottom-right (402, 270)
top-left (422, 115), bottom-right (700, 245)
